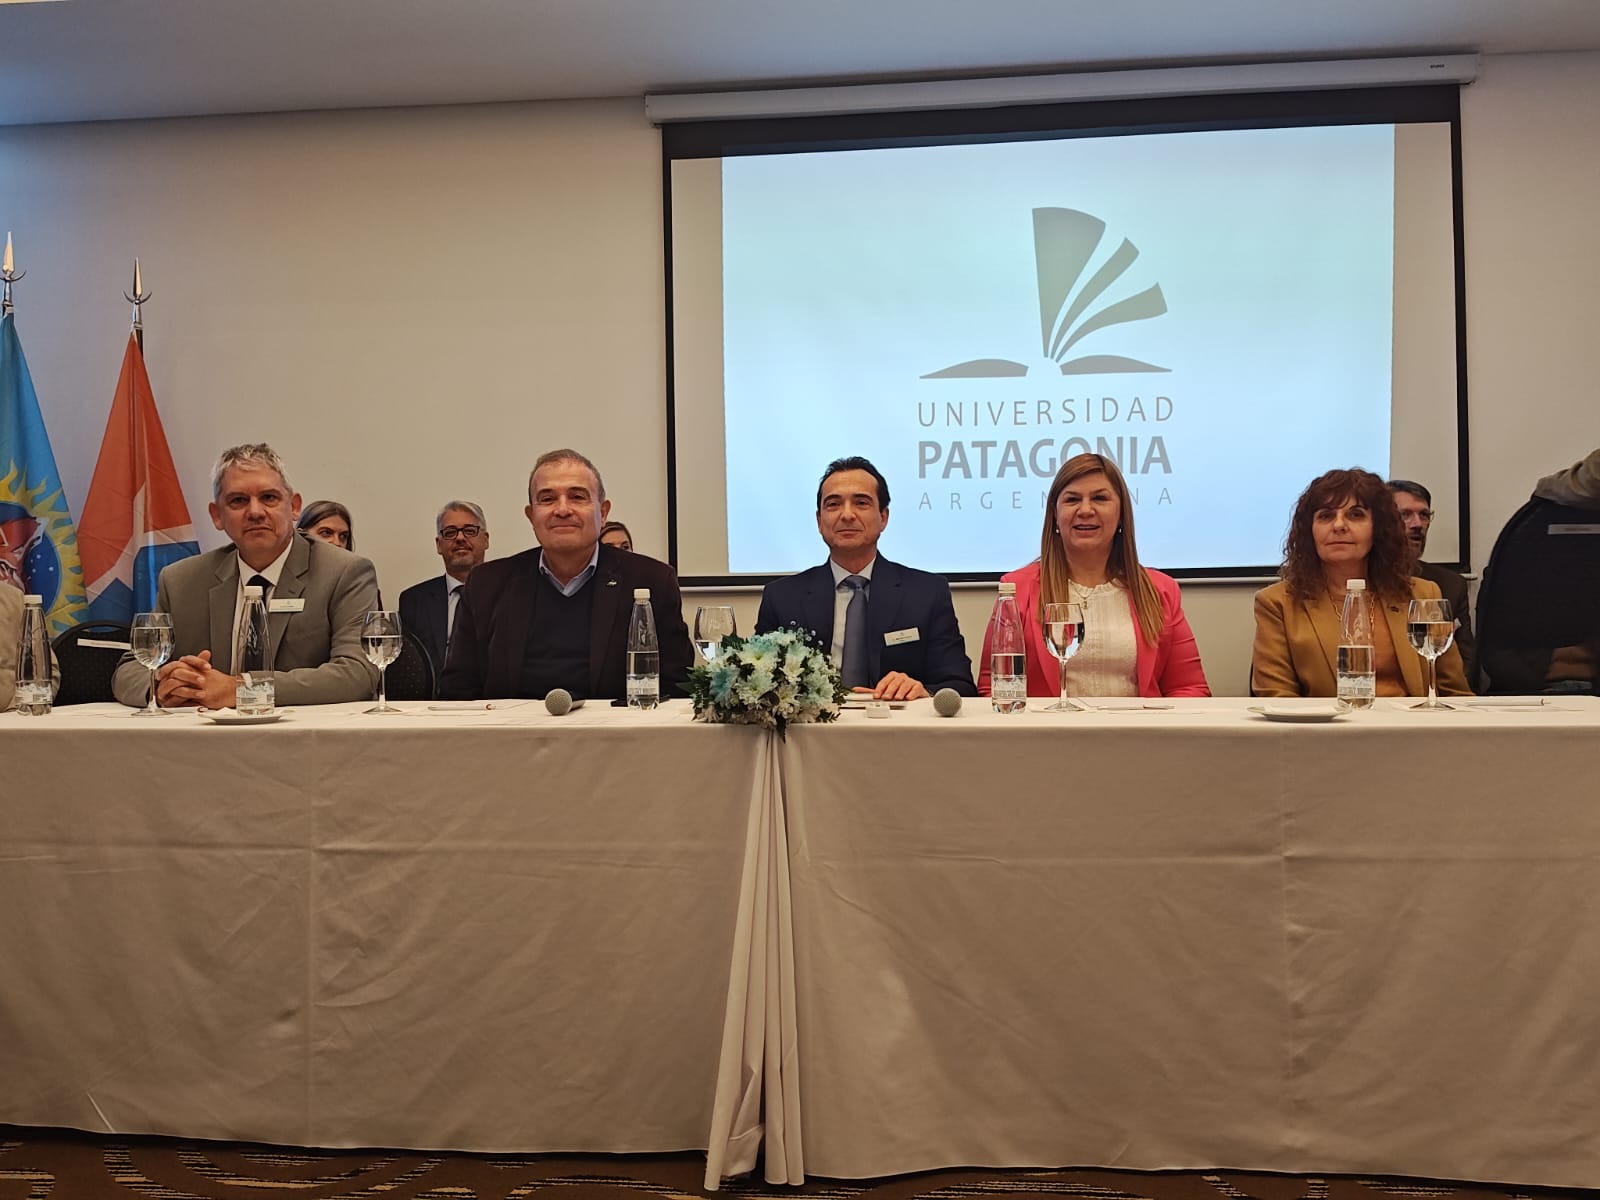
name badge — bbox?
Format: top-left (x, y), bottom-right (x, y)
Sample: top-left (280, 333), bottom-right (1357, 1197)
top-left (268, 598), bottom-right (305, 613)
top-left (884, 627), bottom-right (920, 646)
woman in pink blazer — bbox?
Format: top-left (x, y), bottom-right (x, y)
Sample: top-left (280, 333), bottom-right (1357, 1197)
top-left (979, 453), bottom-right (1209, 699)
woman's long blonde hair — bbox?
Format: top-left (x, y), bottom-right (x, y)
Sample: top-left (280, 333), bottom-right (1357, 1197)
top-left (1037, 453), bottom-right (1163, 646)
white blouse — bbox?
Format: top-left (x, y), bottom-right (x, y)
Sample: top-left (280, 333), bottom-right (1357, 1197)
top-left (1059, 580), bottom-right (1139, 697)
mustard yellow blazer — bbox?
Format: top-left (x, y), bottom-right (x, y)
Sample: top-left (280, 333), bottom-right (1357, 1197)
top-left (1251, 577), bottom-right (1473, 698)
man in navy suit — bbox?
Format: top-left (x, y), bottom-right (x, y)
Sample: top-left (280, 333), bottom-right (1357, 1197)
top-left (756, 456), bottom-right (975, 700)
top-left (397, 500), bottom-right (490, 682)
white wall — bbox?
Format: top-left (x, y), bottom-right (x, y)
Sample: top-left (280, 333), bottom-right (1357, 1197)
top-left (1459, 53), bottom-right (1600, 557)
top-left (0, 98), bottom-right (667, 594)
top-left (3, 53), bottom-right (1598, 695)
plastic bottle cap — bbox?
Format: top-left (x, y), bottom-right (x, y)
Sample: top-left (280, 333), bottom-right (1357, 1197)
top-left (244, 585), bottom-right (264, 597)
top-left (997, 582), bottom-right (1016, 595)
top-left (23, 594), bottom-right (42, 605)
top-left (633, 588), bottom-right (650, 600)
top-left (1348, 579), bottom-right (1366, 591)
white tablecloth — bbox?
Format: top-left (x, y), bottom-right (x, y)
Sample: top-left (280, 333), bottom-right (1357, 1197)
top-left (776, 696), bottom-right (1600, 1189)
top-left (0, 699), bottom-right (772, 1165)
top-left (4, 695), bottom-right (1598, 1191)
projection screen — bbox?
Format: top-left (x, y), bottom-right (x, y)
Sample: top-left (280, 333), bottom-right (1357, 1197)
top-left (665, 86), bottom-right (1466, 585)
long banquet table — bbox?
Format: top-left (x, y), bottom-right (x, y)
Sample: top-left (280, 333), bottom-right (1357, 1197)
top-left (2, 696), bottom-right (1598, 1191)
top-left (0, 701), bottom-right (778, 1167)
top-left (778, 697), bottom-right (1600, 1189)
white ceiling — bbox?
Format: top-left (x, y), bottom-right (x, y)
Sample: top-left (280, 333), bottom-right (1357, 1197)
top-left (4, 0), bottom-right (1600, 127)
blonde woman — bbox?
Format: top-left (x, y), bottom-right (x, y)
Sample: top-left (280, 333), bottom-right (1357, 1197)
top-left (979, 453), bottom-right (1209, 698)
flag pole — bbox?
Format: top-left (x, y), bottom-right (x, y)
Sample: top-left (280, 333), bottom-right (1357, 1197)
top-left (1, 231), bottom-right (25, 317)
top-left (124, 257), bottom-right (151, 350)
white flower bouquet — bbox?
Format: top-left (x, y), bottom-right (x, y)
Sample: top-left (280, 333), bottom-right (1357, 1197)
top-left (687, 627), bottom-right (845, 737)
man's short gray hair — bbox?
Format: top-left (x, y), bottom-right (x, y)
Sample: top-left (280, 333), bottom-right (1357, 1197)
top-left (436, 500), bottom-right (488, 534)
top-left (211, 443), bottom-right (292, 499)
top-left (528, 449), bottom-right (606, 502)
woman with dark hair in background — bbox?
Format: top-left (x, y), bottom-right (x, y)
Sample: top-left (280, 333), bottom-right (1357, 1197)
top-left (298, 500), bottom-right (354, 551)
top-left (1252, 467), bottom-right (1471, 698)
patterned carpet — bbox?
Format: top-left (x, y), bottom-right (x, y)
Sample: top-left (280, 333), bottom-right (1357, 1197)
top-left (1, 1129), bottom-right (1595, 1200)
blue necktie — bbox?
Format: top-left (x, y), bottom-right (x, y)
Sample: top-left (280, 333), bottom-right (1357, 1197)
top-left (840, 575), bottom-right (870, 690)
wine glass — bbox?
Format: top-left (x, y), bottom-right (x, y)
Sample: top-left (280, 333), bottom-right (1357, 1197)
top-left (1407, 597), bottom-right (1455, 710)
top-left (693, 605), bottom-right (738, 663)
top-left (1041, 601), bottom-right (1086, 712)
top-left (362, 610), bottom-right (405, 714)
top-left (129, 612), bottom-right (174, 717)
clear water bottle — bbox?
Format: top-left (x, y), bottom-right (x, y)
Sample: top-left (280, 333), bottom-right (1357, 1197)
top-left (234, 585), bottom-right (275, 714)
top-left (988, 581), bottom-right (1027, 714)
top-left (1337, 578), bottom-right (1376, 710)
top-left (626, 587), bottom-right (660, 709)
top-left (14, 593), bottom-right (52, 716)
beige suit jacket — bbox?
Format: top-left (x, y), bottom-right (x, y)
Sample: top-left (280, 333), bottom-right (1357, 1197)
top-left (0, 584), bottom-right (19, 710)
top-left (111, 535), bottom-right (381, 707)
top-left (1, 585), bottom-right (61, 711)
top-left (1252, 576), bottom-right (1472, 699)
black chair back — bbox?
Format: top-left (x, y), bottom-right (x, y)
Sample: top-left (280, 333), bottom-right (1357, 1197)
top-left (52, 621), bottom-right (132, 706)
top-left (1476, 497), bottom-right (1600, 694)
top-left (385, 630), bottom-right (437, 701)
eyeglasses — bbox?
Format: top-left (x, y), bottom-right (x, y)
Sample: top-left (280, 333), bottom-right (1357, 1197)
top-left (438, 525), bottom-right (483, 541)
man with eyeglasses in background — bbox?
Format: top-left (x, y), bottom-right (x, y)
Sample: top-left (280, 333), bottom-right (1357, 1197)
top-left (1388, 478), bottom-right (1476, 685)
top-left (399, 501), bottom-right (490, 686)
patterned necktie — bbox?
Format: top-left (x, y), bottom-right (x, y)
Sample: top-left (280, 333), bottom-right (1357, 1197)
top-left (840, 574), bottom-right (870, 690)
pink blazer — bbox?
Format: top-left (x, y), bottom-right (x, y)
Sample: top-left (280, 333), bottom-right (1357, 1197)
top-left (978, 561), bottom-right (1211, 698)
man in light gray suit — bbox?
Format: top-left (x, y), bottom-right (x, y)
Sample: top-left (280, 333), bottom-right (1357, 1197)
top-left (112, 443), bottom-right (381, 708)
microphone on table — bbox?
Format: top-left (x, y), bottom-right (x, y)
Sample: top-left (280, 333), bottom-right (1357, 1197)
top-left (544, 688), bottom-right (586, 715)
top-left (932, 688), bottom-right (963, 718)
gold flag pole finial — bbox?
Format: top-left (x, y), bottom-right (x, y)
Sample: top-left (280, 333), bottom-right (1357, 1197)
top-left (124, 256), bottom-right (152, 349)
top-left (1, 232), bottom-right (25, 317)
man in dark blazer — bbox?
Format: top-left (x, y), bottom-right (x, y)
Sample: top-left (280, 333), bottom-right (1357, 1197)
top-left (439, 449), bottom-right (693, 701)
top-left (756, 456), bottom-right (975, 700)
top-left (1389, 478), bottom-right (1477, 685)
top-left (111, 443), bottom-right (381, 708)
top-left (397, 500), bottom-right (490, 683)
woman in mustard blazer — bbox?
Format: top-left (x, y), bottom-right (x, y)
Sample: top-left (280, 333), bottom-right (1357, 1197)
top-left (1253, 468), bottom-right (1471, 698)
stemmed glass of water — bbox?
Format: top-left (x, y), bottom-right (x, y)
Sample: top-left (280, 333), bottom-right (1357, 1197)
top-left (1042, 601), bottom-right (1086, 712)
top-left (129, 612), bottom-right (174, 717)
top-left (1407, 597), bottom-right (1455, 710)
top-left (693, 605), bottom-right (738, 663)
top-left (361, 610), bottom-right (404, 714)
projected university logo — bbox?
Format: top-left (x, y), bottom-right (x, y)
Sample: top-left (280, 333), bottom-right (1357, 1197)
top-left (923, 207), bottom-right (1169, 378)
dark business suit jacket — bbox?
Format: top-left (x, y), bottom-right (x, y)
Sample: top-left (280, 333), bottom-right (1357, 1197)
top-left (439, 544), bottom-right (694, 701)
top-left (755, 555), bottom-right (976, 695)
top-left (398, 574), bottom-right (450, 681)
top-left (1415, 560), bottom-right (1477, 687)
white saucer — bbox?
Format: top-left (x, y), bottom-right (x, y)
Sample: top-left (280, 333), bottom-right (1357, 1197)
top-left (1247, 705), bottom-right (1344, 724)
top-left (841, 696), bottom-right (908, 709)
top-left (201, 709), bottom-right (287, 726)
